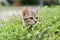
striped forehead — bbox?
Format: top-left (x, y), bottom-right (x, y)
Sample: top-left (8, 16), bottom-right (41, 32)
top-left (29, 10), bottom-right (35, 16)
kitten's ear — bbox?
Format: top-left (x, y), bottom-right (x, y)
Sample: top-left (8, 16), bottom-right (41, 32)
top-left (34, 7), bottom-right (39, 13)
top-left (22, 7), bottom-right (28, 16)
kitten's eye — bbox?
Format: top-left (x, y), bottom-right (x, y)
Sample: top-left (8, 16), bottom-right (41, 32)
top-left (24, 18), bottom-right (28, 20)
top-left (36, 17), bottom-right (38, 19)
top-left (30, 17), bottom-right (33, 19)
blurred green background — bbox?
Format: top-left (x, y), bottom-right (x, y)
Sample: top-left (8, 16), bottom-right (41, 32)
top-left (0, 0), bottom-right (60, 6)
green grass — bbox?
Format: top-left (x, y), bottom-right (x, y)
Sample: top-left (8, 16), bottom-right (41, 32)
top-left (0, 6), bottom-right (60, 40)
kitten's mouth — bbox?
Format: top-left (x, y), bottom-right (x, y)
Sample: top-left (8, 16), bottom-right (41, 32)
top-left (30, 22), bottom-right (37, 25)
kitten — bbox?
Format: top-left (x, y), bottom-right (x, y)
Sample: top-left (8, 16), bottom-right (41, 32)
top-left (22, 7), bottom-right (38, 28)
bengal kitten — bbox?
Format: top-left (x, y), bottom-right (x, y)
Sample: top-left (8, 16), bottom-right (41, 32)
top-left (22, 7), bottom-right (39, 28)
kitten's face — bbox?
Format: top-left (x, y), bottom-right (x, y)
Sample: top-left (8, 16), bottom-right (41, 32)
top-left (22, 7), bottom-right (38, 27)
